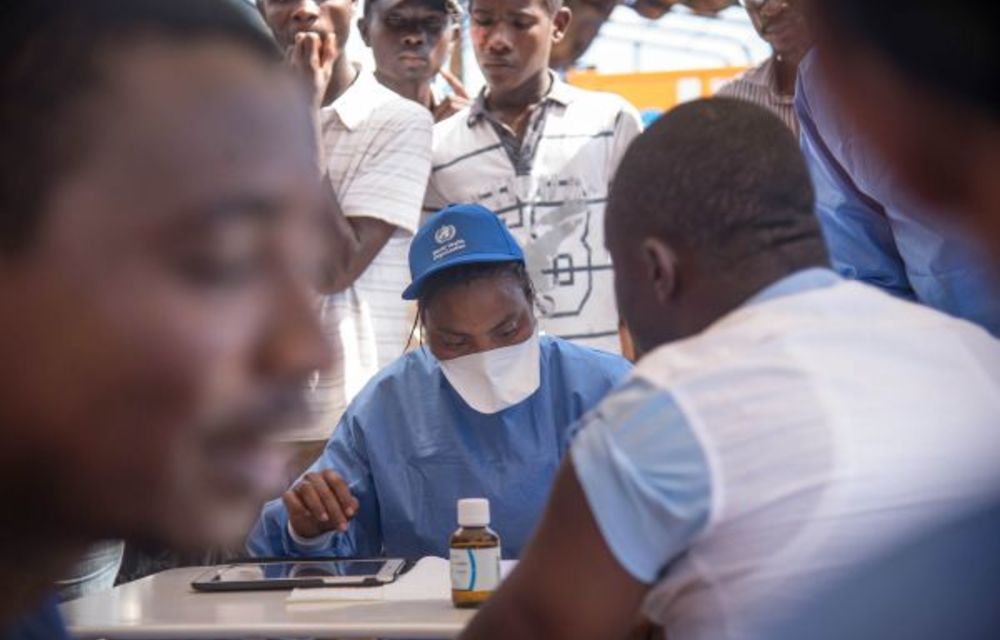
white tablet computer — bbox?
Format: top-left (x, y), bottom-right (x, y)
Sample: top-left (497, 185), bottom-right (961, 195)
top-left (191, 558), bottom-right (406, 592)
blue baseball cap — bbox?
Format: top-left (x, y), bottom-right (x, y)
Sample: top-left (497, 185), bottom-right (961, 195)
top-left (402, 203), bottom-right (524, 300)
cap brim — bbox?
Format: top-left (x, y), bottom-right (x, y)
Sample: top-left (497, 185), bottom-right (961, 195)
top-left (401, 252), bottom-right (525, 300)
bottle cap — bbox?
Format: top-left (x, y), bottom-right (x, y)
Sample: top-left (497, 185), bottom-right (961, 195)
top-left (457, 498), bottom-right (490, 527)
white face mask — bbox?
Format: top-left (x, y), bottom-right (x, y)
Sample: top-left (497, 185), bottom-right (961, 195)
top-left (437, 331), bottom-right (542, 414)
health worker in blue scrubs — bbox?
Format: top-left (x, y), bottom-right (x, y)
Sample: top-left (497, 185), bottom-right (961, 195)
top-left (247, 203), bottom-right (631, 559)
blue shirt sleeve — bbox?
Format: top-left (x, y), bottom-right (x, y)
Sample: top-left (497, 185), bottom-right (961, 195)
top-left (246, 411), bottom-right (383, 558)
top-left (1, 596), bottom-right (70, 640)
top-left (605, 353), bottom-right (634, 386)
top-left (795, 56), bottom-right (915, 301)
top-left (570, 378), bottom-right (711, 584)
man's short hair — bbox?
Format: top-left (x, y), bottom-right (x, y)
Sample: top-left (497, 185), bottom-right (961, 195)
top-left (813, 0), bottom-right (997, 115)
top-left (609, 98), bottom-right (824, 269)
top-left (0, 0), bottom-right (279, 254)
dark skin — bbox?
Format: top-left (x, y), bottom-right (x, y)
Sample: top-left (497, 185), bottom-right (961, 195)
top-left (360, 0), bottom-right (470, 121)
top-left (259, 0), bottom-right (399, 294)
top-left (609, 232), bottom-right (794, 358)
top-left (743, 0), bottom-right (811, 96)
top-left (470, 0), bottom-right (572, 140)
top-left (285, 271), bottom-right (536, 538)
top-left (0, 41), bottom-right (329, 624)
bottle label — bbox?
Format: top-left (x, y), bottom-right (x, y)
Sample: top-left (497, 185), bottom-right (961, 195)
top-left (450, 547), bottom-right (501, 592)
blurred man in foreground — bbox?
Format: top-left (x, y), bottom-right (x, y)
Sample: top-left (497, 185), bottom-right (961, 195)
top-left (0, 0), bottom-right (329, 634)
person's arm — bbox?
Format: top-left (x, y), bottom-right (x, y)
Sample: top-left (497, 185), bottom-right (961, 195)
top-left (317, 181), bottom-right (398, 295)
top-left (423, 173), bottom-right (449, 218)
top-left (795, 58), bottom-right (915, 300)
top-left (461, 379), bottom-right (712, 640)
top-left (246, 415), bottom-right (381, 558)
top-left (280, 33), bottom-right (391, 296)
top-left (317, 103), bottom-right (434, 295)
top-left (461, 460), bottom-right (646, 640)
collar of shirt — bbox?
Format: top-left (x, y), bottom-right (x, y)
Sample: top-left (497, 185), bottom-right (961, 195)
top-left (466, 70), bottom-right (576, 128)
top-left (745, 56), bottom-right (794, 106)
top-left (746, 267), bottom-right (842, 307)
top-left (324, 64), bottom-right (376, 131)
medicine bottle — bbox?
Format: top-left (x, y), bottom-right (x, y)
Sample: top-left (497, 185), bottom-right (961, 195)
top-left (450, 498), bottom-right (501, 608)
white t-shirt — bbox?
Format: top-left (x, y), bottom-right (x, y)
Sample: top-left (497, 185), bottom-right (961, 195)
top-left (571, 269), bottom-right (1000, 639)
top-left (425, 74), bottom-right (642, 354)
top-left (287, 68), bottom-right (433, 442)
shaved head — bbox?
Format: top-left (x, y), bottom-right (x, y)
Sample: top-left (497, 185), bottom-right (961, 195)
top-left (606, 98), bottom-right (828, 354)
top-left (608, 98), bottom-right (823, 269)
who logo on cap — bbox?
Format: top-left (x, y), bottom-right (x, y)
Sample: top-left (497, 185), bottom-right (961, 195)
top-left (402, 204), bottom-right (525, 301)
top-left (434, 224), bottom-right (457, 245)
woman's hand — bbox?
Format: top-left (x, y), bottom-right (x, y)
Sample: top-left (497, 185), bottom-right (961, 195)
top-left (283, 469), bottom-right (360, 539)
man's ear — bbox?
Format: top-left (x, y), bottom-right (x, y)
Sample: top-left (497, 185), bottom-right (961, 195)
top-left (450, 22), bottom-right (461, 44)
top-left (641, 237), bottom-right (678, 306)
top-left (551, 6), bottom-right (572, 43)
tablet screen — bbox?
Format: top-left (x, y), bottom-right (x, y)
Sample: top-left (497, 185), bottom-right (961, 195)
top-left (215, 559), bottom-right (391, 582)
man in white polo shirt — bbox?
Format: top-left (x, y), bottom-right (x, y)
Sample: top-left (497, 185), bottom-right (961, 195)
top-left (424, 0), bottom-right (642, 354)
top-left (459, 99), bottom-right (1000, 640)
top-left (258, 0), bottom-right (433, 469)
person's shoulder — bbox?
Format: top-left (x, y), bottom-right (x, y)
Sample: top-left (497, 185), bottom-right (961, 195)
top-left (543, 335), bottom-right (632, 378)
top-left (433, 102), bottom-right (474, 133)
top-left (378, 347), bottom-right (436, 383)
top-left (356, 74), bottom-right (433, 129)
top-left (350, 349), bottom-right (435, 407)
top-left (564, 84), bottom-right (640, 120)
top-left (432, 103), bottom-right (476, 141)
top-left (837, 280), bottom-right (1000, 341)
top-left (430, 104), bottom-right (484, 165)
top-left (717, 72), bottom-right (753, 98)
top-left (560, 85), bottom-right (643, 139)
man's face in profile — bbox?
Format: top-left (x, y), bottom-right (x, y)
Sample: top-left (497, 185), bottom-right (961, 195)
top-left (0, 38), bottom-right (331, 549)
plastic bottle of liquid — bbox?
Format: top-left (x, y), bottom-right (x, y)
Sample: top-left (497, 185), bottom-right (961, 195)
top-left (450, 498), bottom-right (502, 608)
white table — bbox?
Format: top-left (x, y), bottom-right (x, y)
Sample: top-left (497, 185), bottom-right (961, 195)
top-left (61, 566), bottom-right (477, 639)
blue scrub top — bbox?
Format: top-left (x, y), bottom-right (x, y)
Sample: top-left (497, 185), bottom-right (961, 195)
top-left (247, 335), bottom-right (631, 560)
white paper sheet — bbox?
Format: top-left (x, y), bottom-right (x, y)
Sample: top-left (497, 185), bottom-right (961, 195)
top-left (286, 557), bottom-right (517, 605)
